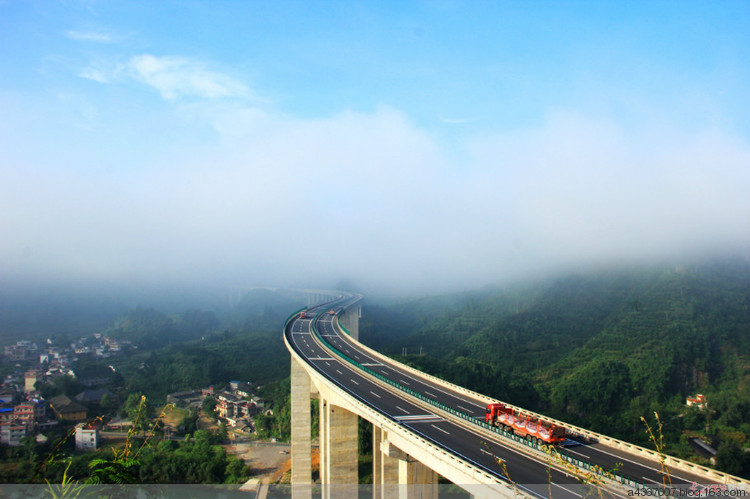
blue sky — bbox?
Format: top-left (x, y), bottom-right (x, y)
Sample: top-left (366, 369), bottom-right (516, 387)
top-left (2, 1), bottom-right (749, 295)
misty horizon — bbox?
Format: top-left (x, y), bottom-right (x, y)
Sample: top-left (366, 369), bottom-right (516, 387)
top-left (2, 3), bottom-right (749, 299)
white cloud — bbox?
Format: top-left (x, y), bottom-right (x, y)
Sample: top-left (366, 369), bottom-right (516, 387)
top-left (79, 66), bottom-right (112, 83)
top-left (127, 55), bottom-right (252, 101)
top-left (439, 117), bottom-right (474, 124)
top-left (2, 88), bottom-right (748, 294)
top-left (65, 30), bottom-right (115, 43)
top-left (462, 111), bottom-right (750, 267)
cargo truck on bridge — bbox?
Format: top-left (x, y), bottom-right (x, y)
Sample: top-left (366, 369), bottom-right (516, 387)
top-left (485, 403), bottom-right (566, 445)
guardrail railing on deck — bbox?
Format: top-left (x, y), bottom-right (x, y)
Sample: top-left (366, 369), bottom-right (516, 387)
top-left (309, 311), bottom-right (644, 489)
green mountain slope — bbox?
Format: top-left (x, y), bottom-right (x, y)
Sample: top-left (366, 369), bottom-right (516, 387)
top-left (361, 259), bottom-right (750, 476)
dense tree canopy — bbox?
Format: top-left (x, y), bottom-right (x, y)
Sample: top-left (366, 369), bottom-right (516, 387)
top-left (362, 260), bottom-right (750, 477)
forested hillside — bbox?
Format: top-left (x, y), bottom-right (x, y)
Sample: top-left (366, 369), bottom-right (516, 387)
top-left (360, 259), bottom-right (750, 477)
top-left (94, 289), bottom-right (305, 401)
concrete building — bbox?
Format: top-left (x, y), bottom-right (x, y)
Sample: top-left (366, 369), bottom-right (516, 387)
top-left (0, 407), bottom-right (13, 424)
top-left (75, 423), bottom-right (99, 451)
top-left (0, 387), bottom-right (16, 404)
top-left (24, 370), bottom-right (40, 393)
top-left (235, 383), bottom-right (254, 399)
top-left (0, 423), bottom-right (26, 446)
top-left (13, 401), bottom-right (45, 429)
top-left (4, 345), bottom-right (27, 361)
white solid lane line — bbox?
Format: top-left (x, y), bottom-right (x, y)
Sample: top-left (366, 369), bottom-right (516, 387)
top-left (430, 424), bottom-right (450, 435)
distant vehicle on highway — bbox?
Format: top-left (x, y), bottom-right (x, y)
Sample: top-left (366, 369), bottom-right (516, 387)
top-left (329, 309), bottom-right (335, 315)
top-left (485, 403), bottom-right (565, 445)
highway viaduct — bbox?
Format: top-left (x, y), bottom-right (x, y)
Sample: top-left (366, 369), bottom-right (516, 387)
top-left (285, 293), bottom-right (749, 499)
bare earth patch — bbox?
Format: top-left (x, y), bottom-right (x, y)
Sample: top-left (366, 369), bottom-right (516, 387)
top-left (225, 442), bottom-right (319, 484)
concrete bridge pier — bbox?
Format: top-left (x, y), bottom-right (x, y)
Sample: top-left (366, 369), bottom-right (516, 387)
top-left (291, 357), bottom-right (313, 498)
top-left (373, 426), bottom-right (399, 499)
top-left (375, 428), bottom-right (438, 499)
top-left (338, 303), bottom-right (361, 340)
top-left (319, 396), bottom-right (359, 498)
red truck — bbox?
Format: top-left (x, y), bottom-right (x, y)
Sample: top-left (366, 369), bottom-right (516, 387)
top-left (300, 310), bottom-right (307, 319)
top-left (485, 403), bottom-right (565, 445)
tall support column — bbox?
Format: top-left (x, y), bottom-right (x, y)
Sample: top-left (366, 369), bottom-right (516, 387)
top-left (374, 427), bottom-right (400, 499)
top-left (320, 398), bottom-right (358, 498)
top-left (399, 458), bottom-right (438, 499)
top-left (319, 395), bottom-right (328, 485)
top-left (379, 435), bottom-right (438, 499)
top-left (340, 305), bottom-right (360, 340)
top-left (291, 357), bottom-right (312, 498)
top-left (329, 403), bottom-right (358, 487)
top-left (373, 426), bottom-right (381, 494)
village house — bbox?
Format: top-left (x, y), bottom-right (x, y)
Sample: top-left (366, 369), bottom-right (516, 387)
top-left (4, 344), bottom-right (27, 361)
top-left (686, 394), bottom-right (707, 409)
top-left (13, 400), bottom-right (46, 430)
top-left (75, 422), bottom-right (99, 451)
top-left (234, 383), bottom-right (254, 399)
top-left (73, 345), bottom-right (90, 355)
top-left (4, 341), bottom-right (38, 361)
top-left (104, 337), bottom-right (122, 352)
top-left (0, 423), bottom-right (26, 446)
top-left (0, 388), bottom-right (16, 405)
top-left (166, 390), bottom-right (203, 407)
top-left (0, 406), bottom-right (13, 424)
top-left (74, 389), bottom-right (116, 406)
top-left (49, 395), bottom-right (87, 422)
top-left (104, 418), bottom-right (132, 432)
top-left (216, 392), bottom-right (240, 419)
top-left (24, 370), bottom-right (40, 393)
top-left (74, 366), bottom-right (113, 387)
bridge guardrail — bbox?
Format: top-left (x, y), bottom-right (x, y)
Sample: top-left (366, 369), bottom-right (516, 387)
top-left (312, 313), bottom-right (644, 489)
top-left (285, 312), bottom-right (520, 495)
top-left (291, 299), bottom-right (748, 489)
top-left (341, 315), bottom-right (748, 486)
top-left (337, 312), bottom-right (750, 488)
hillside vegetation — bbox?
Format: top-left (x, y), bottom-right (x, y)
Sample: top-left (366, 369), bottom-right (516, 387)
top-left (360, 259), bottom-right (750, 477)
